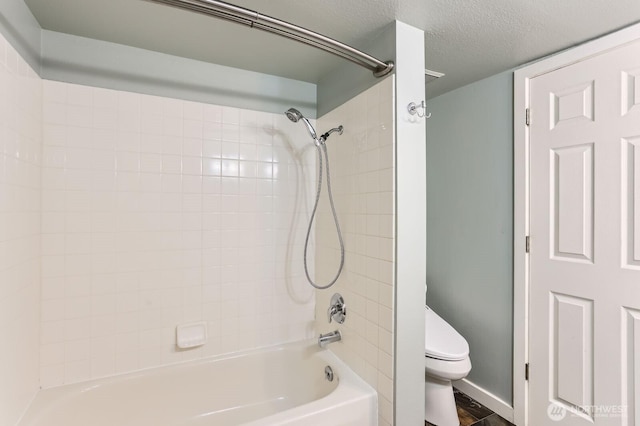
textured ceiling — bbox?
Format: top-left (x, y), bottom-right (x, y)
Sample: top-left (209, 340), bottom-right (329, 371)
top-left (23, 0), bottom-right (640, 98)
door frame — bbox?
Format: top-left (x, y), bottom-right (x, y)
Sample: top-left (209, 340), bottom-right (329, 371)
top-left (513, 21), bottom-right (640, 426)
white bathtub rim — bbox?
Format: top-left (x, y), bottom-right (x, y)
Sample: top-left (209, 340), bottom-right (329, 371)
top-left (17, 340), bottom-right (302, 425)
top-left (44, 339), bottom-right (316, 393)
top-left (18, 339), bottom-right (377, 426)
top-left (241, 345), bottom-right (378, 425)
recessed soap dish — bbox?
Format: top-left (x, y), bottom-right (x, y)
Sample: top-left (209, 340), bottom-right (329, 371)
top-left (176, 321), bottom-right (207, 349)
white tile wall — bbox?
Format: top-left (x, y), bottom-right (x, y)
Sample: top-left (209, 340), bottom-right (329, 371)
top-left (315, 78), bottom-right (395, 426)
top-left (0, 27), bottom-right (397, 424)
top-left (40, 80), bottom-right (317, 387)
top-left (0, 33), bottom-right (42, 426)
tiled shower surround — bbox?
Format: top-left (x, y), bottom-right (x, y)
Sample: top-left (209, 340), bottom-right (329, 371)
top-left (1, 27), bottom-right (400, 426)
top-left (315, 78), bottom-right (395, 426)
top-left (39, 80), bottom-right (317, 387)
top-left (0, 34), bottom-right (42, 426)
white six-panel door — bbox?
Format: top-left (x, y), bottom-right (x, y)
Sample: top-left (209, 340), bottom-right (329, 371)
top-left (529, 38), bottom-right (640, 425)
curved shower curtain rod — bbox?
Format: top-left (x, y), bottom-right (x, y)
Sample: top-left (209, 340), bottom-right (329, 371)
top-left (146, 0), bottom-right (395, 78)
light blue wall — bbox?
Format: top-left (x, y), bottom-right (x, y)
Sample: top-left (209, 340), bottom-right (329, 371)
top-left (316, 22), bottom-right (395, 117)
top-left (0, 0), bottom-right (41, 71)
top-left (0, 4), bottom-right (316, 116)
top-left (41, 30), bottom-right (316, 117)
top-left (426, 70), bottom-right (514, 404)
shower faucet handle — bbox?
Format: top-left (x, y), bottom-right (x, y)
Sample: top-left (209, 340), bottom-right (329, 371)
top-left (327, 305), bottom-right (337, 323)
top-left (327, 293), bottom-right (346, 324)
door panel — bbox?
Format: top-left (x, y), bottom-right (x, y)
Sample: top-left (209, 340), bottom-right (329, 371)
top-left (551, 293), bottom-right (594, 419)
top-left (551, 143), bottom-right (594, 262)
top-left (529, 38), bottom-right (640, 425)
top-left (550, 81), bottom-right (595, 128)
top-left (622, 69), bottom-right (640, 116)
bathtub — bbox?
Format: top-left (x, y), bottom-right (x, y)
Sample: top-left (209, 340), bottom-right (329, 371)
top-left (18, 340), bottom-right (377, 426)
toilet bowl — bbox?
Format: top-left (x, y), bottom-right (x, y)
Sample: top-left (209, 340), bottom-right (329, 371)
top-left (424, 306), bottom-right (472, 426)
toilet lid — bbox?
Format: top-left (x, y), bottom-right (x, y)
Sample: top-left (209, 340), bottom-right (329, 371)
top-left (424, 306), bottom-right (469, 361)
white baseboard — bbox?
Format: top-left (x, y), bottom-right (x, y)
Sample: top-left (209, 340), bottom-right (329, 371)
top-left (453, 378), bottom-right (515, 423)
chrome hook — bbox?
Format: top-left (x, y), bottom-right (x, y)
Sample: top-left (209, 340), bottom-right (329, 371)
top-left (407, 101), bottom-right (431, 118)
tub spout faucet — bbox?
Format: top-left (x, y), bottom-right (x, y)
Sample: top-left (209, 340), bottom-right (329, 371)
top-left (318, 330), bottom-right (342, 347)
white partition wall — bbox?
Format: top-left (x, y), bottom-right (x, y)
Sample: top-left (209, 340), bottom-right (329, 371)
top-left (393, 21), bottom-right (427, 426)
top-left (315, 21), bottom-right (426, 426)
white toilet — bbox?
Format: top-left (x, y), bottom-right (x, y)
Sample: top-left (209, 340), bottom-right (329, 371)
top-left (424, 305), bottom-right (472, 426)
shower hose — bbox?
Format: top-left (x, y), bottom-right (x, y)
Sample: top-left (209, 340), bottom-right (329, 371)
top-left (303, 141), bottom-right (345, 289)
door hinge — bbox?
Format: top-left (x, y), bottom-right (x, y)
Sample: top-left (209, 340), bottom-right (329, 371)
top-left (525, 363), bottom-right (529, 381)
top-left (525, 108), bottom-right (530, 126)
top-left (525, 236), bottom-right (530, 253)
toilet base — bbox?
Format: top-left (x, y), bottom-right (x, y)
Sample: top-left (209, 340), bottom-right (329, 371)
top-left (425, 375), bottom-right (459, 426)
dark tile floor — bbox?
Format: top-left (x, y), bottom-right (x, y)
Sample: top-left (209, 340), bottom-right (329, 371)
top-left (425, 388), bottom-right (515, 426)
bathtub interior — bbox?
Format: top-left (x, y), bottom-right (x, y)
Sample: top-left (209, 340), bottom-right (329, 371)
top-left (18, 342), bottom-right (356, 426)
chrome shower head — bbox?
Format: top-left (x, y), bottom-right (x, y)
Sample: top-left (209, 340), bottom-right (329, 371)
top-left (285, 108), bottom-right (302, 123)
top-left (285, 108), bottom-right (317, 141)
